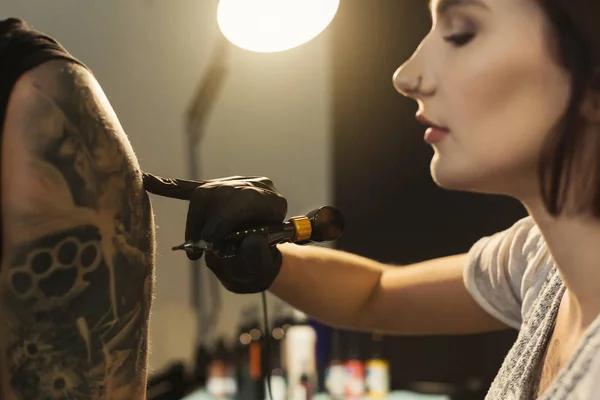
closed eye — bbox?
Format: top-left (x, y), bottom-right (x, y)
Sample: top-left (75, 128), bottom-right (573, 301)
top-left (443, 32), bottom-right (475, 46)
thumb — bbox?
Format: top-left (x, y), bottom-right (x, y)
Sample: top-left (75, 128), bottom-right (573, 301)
top-left (142, 172), bottom-right (206, 200)
top-left (240, 234), bottom-right (276, 268)
top-left (186, 250), bottom-right (204, 261)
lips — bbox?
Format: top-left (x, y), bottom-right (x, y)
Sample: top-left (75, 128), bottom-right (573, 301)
top-left (416, 113), bottom-right (450, 144)
top-left (416, 113), bottom-right (449, 131)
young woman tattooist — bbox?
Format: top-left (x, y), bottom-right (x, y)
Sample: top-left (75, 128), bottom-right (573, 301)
top-left (145, 0), bottom-right (600, 398)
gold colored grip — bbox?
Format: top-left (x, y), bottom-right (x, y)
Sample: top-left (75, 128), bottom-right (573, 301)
top-left (289, 216), bottom-right (312, 242)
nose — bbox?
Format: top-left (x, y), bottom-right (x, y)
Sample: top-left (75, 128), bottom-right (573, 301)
top-left (393, 42), bottom-right (434, 98)
top-left (393, 66), bottom-right (422, 97)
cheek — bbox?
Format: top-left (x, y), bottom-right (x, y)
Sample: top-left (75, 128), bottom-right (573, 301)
top-left (442, 39), bottom-right (571, 168)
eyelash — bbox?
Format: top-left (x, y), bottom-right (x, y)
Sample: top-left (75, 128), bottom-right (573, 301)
top-left (443, 32), bottom-right (475, 47)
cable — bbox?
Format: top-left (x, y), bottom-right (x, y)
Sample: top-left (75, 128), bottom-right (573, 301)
top-left (207, 267), bottom-right (222, 334)
top-left (261, 291), bottom-right (275, 400)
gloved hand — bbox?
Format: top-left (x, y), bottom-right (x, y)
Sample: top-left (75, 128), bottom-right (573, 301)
top-left (142, 172), bottom-right (287, 293)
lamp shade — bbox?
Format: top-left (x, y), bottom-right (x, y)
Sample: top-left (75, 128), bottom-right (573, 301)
top-left (217, 0), bottom-right (340, 53)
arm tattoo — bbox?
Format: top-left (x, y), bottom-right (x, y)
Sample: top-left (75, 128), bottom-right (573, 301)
top-left (1, 61), bottom-right (154, 399)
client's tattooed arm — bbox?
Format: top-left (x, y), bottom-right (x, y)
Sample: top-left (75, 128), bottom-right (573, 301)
top-left (0, 60), bottom-right (155, 400)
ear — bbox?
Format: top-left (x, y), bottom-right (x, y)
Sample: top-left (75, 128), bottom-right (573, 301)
top-left (580, 69), bottom-right (600, 122)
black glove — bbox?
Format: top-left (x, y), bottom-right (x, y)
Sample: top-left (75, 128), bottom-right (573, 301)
top-left (142, 172), bottom-right (287, 293)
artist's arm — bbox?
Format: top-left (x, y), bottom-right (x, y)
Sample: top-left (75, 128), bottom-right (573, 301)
top-left (272, 247), bottom-right (509, 335)
top-left (0, 59), bottom-right (154, 400)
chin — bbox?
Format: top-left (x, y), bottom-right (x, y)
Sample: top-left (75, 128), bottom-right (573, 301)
top-left (430, 155), bottom-right (470, 191)
top-left (429, 154), bottom-right (503, 195)
top-left (430, 169), bottom-right (471, 192)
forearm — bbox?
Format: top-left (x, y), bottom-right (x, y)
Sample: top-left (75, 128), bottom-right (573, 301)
top-left (271, 243), bottom-right (386, 330)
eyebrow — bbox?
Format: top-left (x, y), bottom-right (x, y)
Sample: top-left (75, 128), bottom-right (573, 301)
top-left (429, 0), bottom-right (490, 16)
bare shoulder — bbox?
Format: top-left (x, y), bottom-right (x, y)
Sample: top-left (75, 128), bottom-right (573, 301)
top-left (1, 59), bottom-right (155, 399)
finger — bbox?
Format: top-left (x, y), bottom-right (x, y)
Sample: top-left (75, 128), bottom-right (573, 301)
top-left (202, 194), bottom-right (288, 242)
top-left (200, 190), bottom-right (284, 242)
top-left (204, 251), bottom-right (222, 272)
top-left (142, 172), bottom-right (206, 200)
top-left (185, 186), bottom-right (214, 242)
top-left (206, 175), bottom-right (262, 183)
top-left (199, 190), bottom-right (249, 242)
top-left (204, 252), bottom-right (241, 293)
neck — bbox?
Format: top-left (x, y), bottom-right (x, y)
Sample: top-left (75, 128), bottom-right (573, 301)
top-left (525, 202), bottom-right (600, 331)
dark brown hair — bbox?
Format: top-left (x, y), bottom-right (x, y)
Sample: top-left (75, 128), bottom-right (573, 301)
top-left (537, 0), bottom-right (600, 217)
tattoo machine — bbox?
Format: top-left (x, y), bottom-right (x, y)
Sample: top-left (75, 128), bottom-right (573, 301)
top-left (172, 206), bottom-right (344, 400)
top-left (171, 205), bottom-right (345, 257)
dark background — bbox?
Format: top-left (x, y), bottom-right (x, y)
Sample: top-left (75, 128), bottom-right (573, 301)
top-left (330, 0), bottom-right (527, 397)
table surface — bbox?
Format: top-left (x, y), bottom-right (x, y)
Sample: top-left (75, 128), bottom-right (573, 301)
top-left (181, 390), bottom-right (451, 400)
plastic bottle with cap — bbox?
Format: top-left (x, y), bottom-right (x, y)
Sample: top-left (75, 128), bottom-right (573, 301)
top-left (234, 306), bottom-right (262, 400)
top-left (325, 329), bottom-right (346, 399)
top-left (343, 332), bottom-right (365, 398)
top-left (365, 332), bottom-right (390, 399)
top-left (284, 315), bottom-right (317, 400)
top-left (206, 338), bottom-right (230, 398)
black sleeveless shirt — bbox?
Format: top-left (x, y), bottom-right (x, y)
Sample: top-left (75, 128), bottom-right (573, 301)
top-left (0, 18), bottom-right (86, 262)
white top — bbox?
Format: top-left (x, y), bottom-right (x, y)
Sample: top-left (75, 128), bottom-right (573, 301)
top-left (464, 217), bottom-right (600, 399)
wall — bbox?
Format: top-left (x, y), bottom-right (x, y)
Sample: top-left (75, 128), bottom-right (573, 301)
top-left (2, 0), bottom-right (333, 373)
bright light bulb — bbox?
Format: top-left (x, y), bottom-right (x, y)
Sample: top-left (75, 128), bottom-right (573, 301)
top-left (217, 0), bottom-right (340, 53)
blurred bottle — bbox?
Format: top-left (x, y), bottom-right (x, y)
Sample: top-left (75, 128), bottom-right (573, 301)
top-left (224, 339), bottom-right (238, 399)
top-left (206, 339), bottom-right (230, 398)
top-left (344, 332), bottom-right (365, 399)
top-left (284, 311), bottom-right (317, 400)
top-left (265, 313), bottom-right (288, 400)
top-left (146, 361), bottom-right (187, 400)
top-left (193, 342), bottom-right (211, 389)
top-left (325, 329), bottom-right (345, 399)
top-left (365, 332), bottom-right (390, 399)
top-left (249, 318), bottom-right (266, 400)
top-left (298, 367), bottom-right (315, 400)
top-left (235, 306), bottom-right (264, 400)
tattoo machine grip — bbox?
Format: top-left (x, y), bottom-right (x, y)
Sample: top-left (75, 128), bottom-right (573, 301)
top-left (172, 205), bottom-right (345, 257)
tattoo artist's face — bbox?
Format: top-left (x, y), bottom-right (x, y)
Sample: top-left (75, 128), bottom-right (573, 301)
top-left (393, 0), bottom-right (572, 199)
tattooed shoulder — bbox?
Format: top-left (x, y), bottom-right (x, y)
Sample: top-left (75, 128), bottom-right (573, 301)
top-left (0, 60), bottom-right (155, 400)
